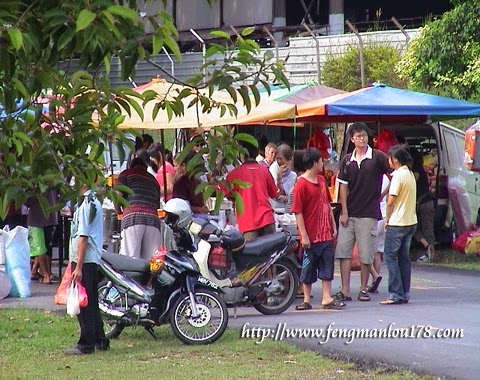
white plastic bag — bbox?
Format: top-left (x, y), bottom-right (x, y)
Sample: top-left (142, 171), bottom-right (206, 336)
top-left (4, 226), bottom-right (31, 298)
top-left (66, 281), bottom-right (80, 317)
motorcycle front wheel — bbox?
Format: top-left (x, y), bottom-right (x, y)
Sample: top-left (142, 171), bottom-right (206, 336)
top-left (170, 289), bottom-right (228, 345)
top-left (253, 258), bottom-right (299, 315)
top-left (98, 283), bottom-right (125, 339)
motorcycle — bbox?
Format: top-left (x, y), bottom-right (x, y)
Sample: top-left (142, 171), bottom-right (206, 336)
top-left (188, 216), bottom-right (299, 315)
top-left (97, 216), bottom-right (229, 345)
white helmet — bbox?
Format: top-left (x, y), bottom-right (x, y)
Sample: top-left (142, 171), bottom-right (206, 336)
top-left (163, 198), bottom-right (192, 228)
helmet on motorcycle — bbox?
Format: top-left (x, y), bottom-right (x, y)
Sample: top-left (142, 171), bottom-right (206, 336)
top-left (222, 228), bottom-right (245, 252)
top-left (163, 198), bottom-right (192, 228)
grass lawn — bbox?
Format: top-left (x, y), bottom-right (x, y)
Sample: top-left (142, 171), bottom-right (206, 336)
top-left (0, 308), bottom-right (438, 380)
top-left (411, 246), bottom-right (480, 271)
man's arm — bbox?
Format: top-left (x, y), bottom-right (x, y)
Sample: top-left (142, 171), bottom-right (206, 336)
top-left (295, 212), bottom-right (310, 249)
top-left (72, 236), bottom-right (87, 282)
top-left (339, 182), bottom-right (349, 227)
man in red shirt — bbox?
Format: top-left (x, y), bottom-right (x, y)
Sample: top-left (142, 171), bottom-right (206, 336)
top-left (227, 141), bottom-right (279, 242)
top-left (291, 148), bottom-right (345, 311)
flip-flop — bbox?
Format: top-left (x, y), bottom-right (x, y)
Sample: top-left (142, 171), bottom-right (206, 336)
top-left (367, 276), bottom-right (383, 293)
top-left (332, 291), bottom-right (353, 302)
top-left (295, 302), bottom-right (312, 311)
top-left (322, 299), bottom-right (346, 310)
top-left (380, 299), bottom-right (404, 305)
top-left (358, 290), bottom-right (371, 301)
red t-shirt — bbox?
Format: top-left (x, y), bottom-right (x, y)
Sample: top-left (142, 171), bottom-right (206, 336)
top-left (227, 162), bottom-right (279, 233)
top-left (291, 175), bottom-right (333, 243)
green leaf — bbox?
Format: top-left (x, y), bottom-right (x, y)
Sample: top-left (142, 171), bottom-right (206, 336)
top-left (210, 30), bottom-right (231, 39)
top-left (164, 34), bottom-right (182, 62)
top-left (152, 34), bottom-right (164, 55)
top-left (107, 5), bottom-right (139, 21)
top-left (238, 86), bottom-right (251, 113)
top-left (57, 28), bottom-right (76, 50)
top-left (241, 27), bottom-right (256, 36)
top-left (11, 78), bottom-right (29, 100)
top-left (233, 133), bottom-right (258, 147)
top-left (7, 28), bottom-right (23, 51)
top-left (249, 85), bottom-right (261, 106)
top-left (232, 191), bottom-right (244, 215)
top-left (76, 9), bottom-right (97, 32)
top-left (226, 86), bottom-right (238, 103)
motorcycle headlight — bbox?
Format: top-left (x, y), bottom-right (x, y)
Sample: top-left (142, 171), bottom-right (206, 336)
top-left (189, 221), bottom-right (202, 235)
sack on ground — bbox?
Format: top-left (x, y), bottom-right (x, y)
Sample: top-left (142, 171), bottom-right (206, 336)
top-left (4, 226), bottom-right (31, 298)
top-left (54, 262), bottom-right (72, 305)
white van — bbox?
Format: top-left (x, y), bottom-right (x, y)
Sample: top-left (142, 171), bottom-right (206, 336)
top-left (339, 122), bottom-right (480, 245)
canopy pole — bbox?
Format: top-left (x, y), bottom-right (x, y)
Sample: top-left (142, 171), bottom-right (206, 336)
top-left (160, 129), bottom-right (167, 202)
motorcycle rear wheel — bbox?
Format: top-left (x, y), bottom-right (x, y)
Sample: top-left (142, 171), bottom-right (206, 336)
top-left (170, 289), bottom-right (228, 345)
top-left (253, 258), bottom-right (299, 315)
top-left (98, 283), bottom-right (125, 339)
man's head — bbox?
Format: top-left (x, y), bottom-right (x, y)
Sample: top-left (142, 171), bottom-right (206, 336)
top-left (303, 147), bottom-right (323, 173)
top-left (240, 140), bottom-right (259, 160)
top-left (348, 122), bottom-right (370, 148)
top-left (264, 142), bottom-right (277, 164)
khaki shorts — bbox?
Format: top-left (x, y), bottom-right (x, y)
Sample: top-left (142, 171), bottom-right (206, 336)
top-left (335, 217), bottom-right (377, 265)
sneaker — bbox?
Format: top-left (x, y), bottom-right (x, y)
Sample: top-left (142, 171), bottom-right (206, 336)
top-left (417, 254), bottom-right (430, 263)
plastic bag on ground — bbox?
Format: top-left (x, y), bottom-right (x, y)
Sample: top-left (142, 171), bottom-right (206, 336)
top-left (4, 226), bottom-right (31, 298)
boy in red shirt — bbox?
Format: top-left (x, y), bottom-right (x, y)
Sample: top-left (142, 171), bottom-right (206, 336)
top-left (291, 148), bottom-right (345, 310)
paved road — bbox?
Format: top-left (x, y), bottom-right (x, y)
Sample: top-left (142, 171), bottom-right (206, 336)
top-left (227, 264), bottom-right (479, 380)
top-left (1, 264), bottom-right (478, 380)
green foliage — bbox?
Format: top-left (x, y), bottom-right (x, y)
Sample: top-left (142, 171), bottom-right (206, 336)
top-left (396, 1), bottom-right (480, 101)
top-left (322, 45), bottom-right (407, 91)
top-left (0, 1), bottom-right (288, 219)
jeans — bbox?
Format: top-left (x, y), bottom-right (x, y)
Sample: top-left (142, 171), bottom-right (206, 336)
top-left (384, 225), bottom-right (417, 301)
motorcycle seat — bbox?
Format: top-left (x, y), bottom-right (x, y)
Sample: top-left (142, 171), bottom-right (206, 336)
top-left (102, 251), bottom-right (150, 273)
top-left (241, 232), bottom-right (287, 256)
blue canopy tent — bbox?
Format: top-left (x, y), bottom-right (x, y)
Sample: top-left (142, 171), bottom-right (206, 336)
top-left (293, 83), bottom-right (480, 123)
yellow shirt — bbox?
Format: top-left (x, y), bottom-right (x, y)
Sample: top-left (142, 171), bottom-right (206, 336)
top-left (388, 165), bottom-right (417, 226)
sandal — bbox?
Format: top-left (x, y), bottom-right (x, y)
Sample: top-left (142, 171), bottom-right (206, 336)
top-left (367, 276), bottom-right (382, 293)
top-left (332, 291), bottom-right (353, 302)
top-left (322, 299), bottom-right (346, 310)
top-left (380, 299), bottom-right (403, 305)
top-left (358, 290), bottom-right (371, 302)
top-left (295, 302), bottom-right (312, 311)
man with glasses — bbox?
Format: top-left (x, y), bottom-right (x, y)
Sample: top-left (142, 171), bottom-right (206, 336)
top-left (334, 122), bottom-right (391, 303)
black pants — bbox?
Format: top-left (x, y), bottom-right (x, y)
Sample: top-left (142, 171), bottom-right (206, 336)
top-left (71, 262), bottom-right (109, 352)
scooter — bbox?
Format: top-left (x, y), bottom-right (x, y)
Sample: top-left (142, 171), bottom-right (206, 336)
top-left (97, 226), bottom-right (228, 345)
top-left (189, 217), bottom-right (299, 315)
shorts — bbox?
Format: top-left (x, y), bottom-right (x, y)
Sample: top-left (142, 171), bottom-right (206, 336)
top-left (300, 240), bottom-right (335, 284)
top-left (372, 219), bottom-right (386, 253)
top-left (335, 217), bottom-right (377, 265)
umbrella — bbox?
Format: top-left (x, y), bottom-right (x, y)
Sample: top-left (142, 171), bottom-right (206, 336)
top-left (291, 83), bottom-right (480, 123)
top-left (115, 78), bottom-right (296, 130)
top-left (240, 83), bottom-right (345, 127)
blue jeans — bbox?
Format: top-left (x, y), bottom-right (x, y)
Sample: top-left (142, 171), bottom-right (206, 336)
top-left (384, 225), bottom-right (417, 301)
